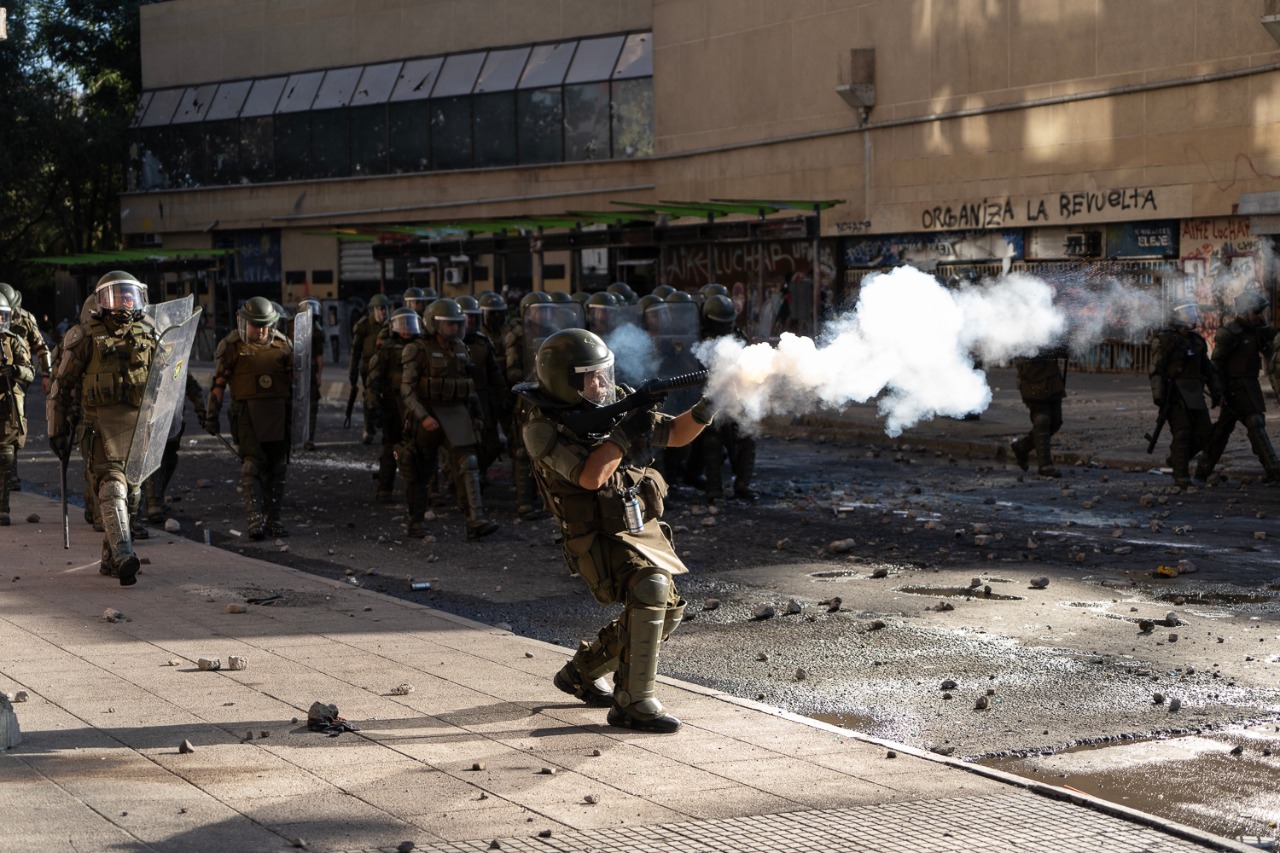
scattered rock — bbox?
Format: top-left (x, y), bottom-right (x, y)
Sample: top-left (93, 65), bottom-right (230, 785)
top-left (756, 652), bottom-right (769, 662)
top-left (703, 598), bottom-right (721, 610)
top-left (974, 695), bottom-right (989, 710)
top-left (227, 656), bottom-right (248, 671)
top-left (822, 596), bottom-right (843, 612)
top-left (1253, 531), bottom-right (1267, 541)
top-left (539, 767), bottom-right (556, 775)
top-left (197, 657), bottom-right (221, 671)
top-left (752, 604), bottom-right (775, 620)
top-left (226, 604), bottom-right (247, 614)
top-left (1153, 693), bottom-right (1165, 704)
top-left (1168, 697), bottom-right (1182, 712)
top-left (167, 659), bottom-right (182, 666)
top-left (931, 745), bottom-right (956, 756)
top-left (584, 794), bottom-right (599, 804)
top-left (25, 513), bottom-right (39, 524)
top-left (1029, 577), bottom-right (1050, 589)
top-left (794, 667), bottom-right (807, 681)
top-left (1137, 620), bottom-right (1154, 634)
top-left (1168, 633), bottom-right (1178, 643)
top-left (868, 619), bottom-right (886, 630)
top-left (470, 762), bottom-right (486, 771)
top-left (102, 608), bottom-right (127, 623)
top-left (886, 750), bottom-right (897, 758)
top-left (785, 599), bottom-right (803, 615)
top-left (870, 567), bottom-right (889, 579)
top-left (178, 739), bottom-right (195, 754)
top-left (1230, 744), bottom-right (1244, 756)
top-left (940, 679), bottom-right (958, 690)
top-left (1165, 611), bottom-right (1182, 627)
top-left (397, 843), bottom-right (415, 853)
top-left (968, 577), bottom-right (983, 589)
top-left (828, 538), bottom-right (857, 554)
top-left (164, 519), bottom-right (181, 533)
top-left (391, 683), bottom-right (415, 695)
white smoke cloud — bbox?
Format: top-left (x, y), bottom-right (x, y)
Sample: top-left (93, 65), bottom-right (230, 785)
top-left (604, 323), bottom-right (659, 387)
top-left (696, 266), bottom-right (1066, 437)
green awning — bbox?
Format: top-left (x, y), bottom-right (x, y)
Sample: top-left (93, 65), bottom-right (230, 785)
top-left (31, 248), bottom-right (238, 266)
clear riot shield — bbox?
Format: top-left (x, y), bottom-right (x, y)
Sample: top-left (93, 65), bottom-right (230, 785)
top-left (145, 293), bottom-right (195, 332)
top-left (523, 302), bottom-right (586, 372)
top-left (124, 307), bottom-right (203, 485)
top-left (291, 306), bottom-right (314, 448)
top-left (586, 303), bottom-right (642, 338)
top-left (643, 301), bottom-right (703, 414)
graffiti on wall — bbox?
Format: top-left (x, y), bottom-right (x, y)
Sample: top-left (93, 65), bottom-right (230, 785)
top-left (919, 187), bottom-right (1163, 231)
top-left (1179, 217), bottom-right (1266, 341)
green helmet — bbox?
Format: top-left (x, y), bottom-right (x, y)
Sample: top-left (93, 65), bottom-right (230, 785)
top-left (0, 293), bottom-right (11, 335)
top-left (665, 290), bottom-right (694, 303)
top-left (636, 294), bottom-right (663, 312)
top-left (0, 283), bottom-right (19, 312)
top-left (607, 281), bottom-right (637, 304)
top-left (549, 290), bottom-right (572, 303)
top-left (1235, 290), bottom-right (1269, 316)
top-left (456, 294), bottom-right (481, 335)
top-left (570, 291), bottom-right (592, 304)
top-left (1170, 302), bottom-right (1200, 329)
top-left (422, 286), bottom-right (439, 300)
top-left (536, 328), bottom-right (616, 406)
top-left (585, 291), bottom-right (618, 308)
top-left (702, 294), bottom-right (736, 337)
top-left (699, 283), bottom-right (729, 301)
top-left (425, 298), bottom-right (466, 340)
top-left (389, 306), bottom-right (422, 337)
top-left (95, 270), bottom-right (148, 319)
top-left (402, 286), bottom-right (427, 314)
top-left (238, 295), bottom-right (279, 327)
top-left (652, 284), bottom-right (676, 300)
top-left (520, 291), bottom-right (553, 316)
top-left (368, 293), bottom-right (392, 323)
top-left (478, 292), bottom-right (508, 332)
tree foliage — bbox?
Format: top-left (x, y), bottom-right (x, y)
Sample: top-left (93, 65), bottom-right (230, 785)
top-left (0, 0), bottom-right (140, 304)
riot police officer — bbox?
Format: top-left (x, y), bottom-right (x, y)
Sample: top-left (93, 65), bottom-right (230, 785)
top-left (0, 282), bottom-right (52, 492)
top-left (699, 295), bottom-right (757, 501)
top-left (1010, 345), bottom-right (1069, 478)
top-left (1197, 290), bottom-right (1278, 482)
top-left (366, 307), bottom-right (421, 505)
top-left (457, 295), bottom-right (508, 478)
top-left (401, 299), bottom-right (498, 540)
top-left (402, 287), bottom-right (429, 318)
top-left (206, 297), bottom-right (295, 539)
top-left (519, 329), bottom-right (716, 733)
top-left (1149, 303), bottom-right (1222, 488)
top-left (0, 294), bottom-right (34, 526)
top-left (505, 291), bottom-right (553, 519)
top-left (347, 293), bottom-right (391, 443)
top-left (48, 272), bottom-right (159, 584)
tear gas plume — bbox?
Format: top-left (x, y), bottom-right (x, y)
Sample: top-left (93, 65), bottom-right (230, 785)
top-left (696, 266), bottom-right (1066, 437)
top-left (1055, 278), bottom-right (1166, 357)
top-left (605, 323), bottom-right (660, 387)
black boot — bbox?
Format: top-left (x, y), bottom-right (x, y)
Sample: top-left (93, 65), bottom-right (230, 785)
top-left (553, 662), bottom-right (614, 707)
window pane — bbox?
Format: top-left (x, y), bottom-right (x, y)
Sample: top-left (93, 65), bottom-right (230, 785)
top-left (475, 47), bottom-right (530, 93)
top-left (613, 33), bottom-right (652, 79)
top-left (431, 96), bottom-right (473, 170)
top-left (351, 104), bottom-right (390, 175)
top-left (139, 88), bottom-right (182, 126)
top-left (517, 87), bottom-right (563, 165)
top-left (240, 116), bottom-right (275, 182)
top-left (172, 84), bottom-right (217, 124)
top-left (131, 92), bottom-right (154, 128)
top-left (274, 112), bottom-right (311, 179)
top-left (564, 82), bottom-right (610, 161)
top-left (352, 62), bottom-right (402, 106)
top-left (388, 101), bottom-right (431, 173)
top-left (565, 36), bottom-right (624, 84)
top-left (207, 80), bottom-right (252, 120)
top-left (311, 108), bottom-right (350, 178)
top-left (391, 57), bottom-right (444, 102)
top-left (473, 92), bottom-right (516, 167)
top-left (277, 71), bottom-right (324, 113)
top-left (520, 42), bottom-right (575, 89)
top-left (205, 119), bottom-right (240, 184)
top-left (130, 128), bottom-right (171, 190)
top-left (242, 77), bottom-right (287, 117)
top-left (314, 66), bottom-right (363, 109)
top-left (612, 78), bottom-right (653, 158)
top-left (433, 52), bottom-right (485, 97)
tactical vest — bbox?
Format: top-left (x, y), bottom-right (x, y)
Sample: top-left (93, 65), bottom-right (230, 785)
top-left (1159, 329), bottom-right (1208, 381)
top-left (1219, 321), bottom-right (1264, 378)
top-left (354, 315), bottom-right (383, 372)
top-left (411, 338), bottom-right (474, 403)
top-left (373, 337), bottom-right (410, 399)
top-left (465, 334), bottom-right (496, 393)
top-left (79, 317), bottom-right (157, 409)
top-left (228, 336), bottom-right (291, 401)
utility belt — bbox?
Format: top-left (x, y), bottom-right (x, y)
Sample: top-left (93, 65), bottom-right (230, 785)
top-left (549, 467), bottom-right (667, 537)
top-left (419, 376), bottom-right (474, 403)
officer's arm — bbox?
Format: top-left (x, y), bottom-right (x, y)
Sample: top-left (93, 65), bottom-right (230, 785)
top-left (523, 416), bottom-right (606, 489)
top-left (662, 411), bottom-right (710, 448)
top-left (348, 321), bottom-right (364, 383)
top-left (578, 442), bottom-right (624, 490)
top-left (399, 342), bottom-right (432, 424)
top-left (46, 330), bottom-right (88, 436)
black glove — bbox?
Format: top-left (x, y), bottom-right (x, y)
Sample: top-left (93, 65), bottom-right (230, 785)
top-left (629, 383), bottom-right (669, 411)
top-left (608, 410), bottom-right (652, 457)
top-left (50, 433), bottom-right (71, 463)
top-left (0, 364), bottom-right (14, 380)
top-left (205, 411), bottom-right (220, 436)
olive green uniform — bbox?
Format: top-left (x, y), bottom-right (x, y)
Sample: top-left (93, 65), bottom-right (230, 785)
top-left (5, 306), bottom-right (50, 492)
top-left (464, 327), bottom-right (508, 476)
top-left (48, 313), bottom-right (159, 578)
top-left (207, 328), bottom-right (295, 537)
top-left (365, 327), bottom-right (410, 503)
top-left (1197, 317), bottom-right (1278, 481)
top-left (400, 334), bottom-right (496, 538)
top-left (1011, 348), bottom-right (1067, 477)
top-left (521, 390), bottom-right (688, 725)
top-left (348, 313), bottom-right (385, 442)
top-left (1149, 327), bottom-right (1221, 487)
top-left (0, 330), bottom-right (34, 524)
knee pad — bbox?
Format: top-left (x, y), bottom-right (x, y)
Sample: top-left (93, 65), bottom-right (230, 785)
top-left (460, 452), bottom-right (479, 475)
top-left (99, 477), bottom-right (128, 503)
top-left (1031, 412), bottom-right (1052, 433)
top-left (1244, 413), bottom-right (1267, 432)
top-left (630, 571), bottom-right (671, 608)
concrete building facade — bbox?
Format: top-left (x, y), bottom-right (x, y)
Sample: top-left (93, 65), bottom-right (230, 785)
top-left (122, 0), bottom-right (1280, 361)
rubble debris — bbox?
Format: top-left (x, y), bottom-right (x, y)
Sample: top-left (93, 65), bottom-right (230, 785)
top-left (1029, 577), bottom-right (1050, 589)
top-left (470, 762), bottom-right (486, 771)
top-left (227, 656), bottom-right (248, 671)
top-left (102, 609), bottom-right (128, 623)
top-left (197, 658), bottom-right (221, 671)
top-left (785, 599), bottom-right (803, 615)
top-left (940, 679), bottom-right (958, 690)
top-left (226, 604), bottom-right (247, 614)
top-left (868, 619), bottom-right (886, 630)
top-left (828, 538), bottom-right (857, 554)
top-left (1165, 611), bottom-right (1182, 627)
top-left (397, 842), bottom-right (416, 853)
top-left (390, 683), bottom-right (415, 695)
top-left (25, 513), bottom-right (39, 524)
top-left (307, 701), bottom-right (358, 735)
top-left (584, 794), bottom-right (599, 804)
top-left (1169, 697), bottom-right (1182, 712)
top-left (752, 604), bottom-right (776, 620)
top-left (756, 652), bottom-right (769, 662)
top-left (164, 519), bottom-right (181, 533)
top-left (178, 739), bottom-right (195, 754)
top-left (870, 567), bottom-right (889, 579)
top-left (794, 667), bottom-right (808, 681)
top-left (975, 695), bottom-right (990, 710)
top-left (703, 598), bottom-right (721, 610)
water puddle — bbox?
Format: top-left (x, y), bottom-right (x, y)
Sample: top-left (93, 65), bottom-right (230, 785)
top-left (808, 711), bottom-right (880, 733)
top-left (897, 585), bottom-right (1023, 601)
top-left (1158, 592), bottom-right (1273, 606)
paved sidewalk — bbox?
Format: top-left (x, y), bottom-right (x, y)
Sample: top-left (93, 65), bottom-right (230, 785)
top-left (0, 489), bottom-right (1254, 853)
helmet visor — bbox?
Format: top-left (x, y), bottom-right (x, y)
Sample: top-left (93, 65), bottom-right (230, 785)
top-left (573, 356), bottom-right (615, 406)
top-left (391, 311), bottom-right (422, 337)
top-left (0, 306), bottom-right (10, 333)
top-left (97, 282), bottom-right (147, 313)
